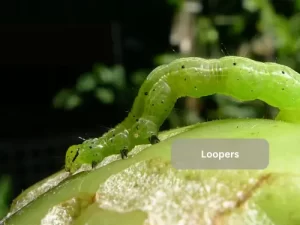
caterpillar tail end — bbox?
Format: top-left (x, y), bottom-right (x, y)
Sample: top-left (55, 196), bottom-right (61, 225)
top-left (275, 110), bottom-right (300, 124)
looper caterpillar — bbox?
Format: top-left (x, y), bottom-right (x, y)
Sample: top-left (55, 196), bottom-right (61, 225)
top-left (65, 56), bottom-right (300, 173)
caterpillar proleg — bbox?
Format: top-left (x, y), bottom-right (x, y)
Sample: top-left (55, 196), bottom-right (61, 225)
top-left (65, 56), bottom-right (300, 173)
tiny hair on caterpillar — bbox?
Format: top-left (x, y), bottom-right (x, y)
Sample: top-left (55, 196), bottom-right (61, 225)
top-left (65, 56), bottom-right (300, 173)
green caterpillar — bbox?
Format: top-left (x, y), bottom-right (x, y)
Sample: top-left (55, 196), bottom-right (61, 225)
top-left (65, 56), bottom-right (300, 173)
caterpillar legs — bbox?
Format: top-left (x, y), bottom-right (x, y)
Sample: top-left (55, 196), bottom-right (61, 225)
top-left (120, 149), bottom-right (129, 159)
top-left (149, 135), bottom-right (160, 144)
top-left (131, 118), bottom-right (160, 144)
top-left (116, 118), bottom-right (161, 161)
top-left (118, 135), bottom-right (159, 160)
top-left (91, 160), bottom-right (98, 168)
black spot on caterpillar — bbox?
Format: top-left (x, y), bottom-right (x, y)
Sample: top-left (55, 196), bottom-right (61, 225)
top-left (65, 56), bottom-right (300, 173)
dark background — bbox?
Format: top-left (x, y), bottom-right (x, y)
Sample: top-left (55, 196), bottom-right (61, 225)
top-left (0, 0), bottom-right (294, 206)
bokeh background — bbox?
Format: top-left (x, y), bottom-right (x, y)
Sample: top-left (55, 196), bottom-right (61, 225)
top-left (1, 0), bottom-right (299, 218)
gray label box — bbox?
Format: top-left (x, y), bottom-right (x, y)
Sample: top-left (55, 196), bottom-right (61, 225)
top-left (171, 139), bottom-right (269, 170)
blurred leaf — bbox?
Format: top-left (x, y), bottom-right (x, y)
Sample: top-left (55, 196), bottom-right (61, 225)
top-left (0, 175), bottom-right (12, 219)
top-left (95, 65), bottom-right (126, 90)
top-left (53, 89), bottom-right (82, 110)
top-left (242, 0), bottom-right (260, 12)
top-left (277, 55), bottom-right (297, 69)
top-left (214, 95), bottom-right (264, 119)
top-left (94, 88), bottom-right (115, 104)
top-left (288, 14), bottom-right (300, 37)
top-left (112, 65), bottom-right (126, 89)
top-left (197, 18), bottom-right (219, 44)
top-left (183, 110), bottom-right (202, 125)
top-left (53, 89), bottom-right (74, 109)
top-left (167, 110), bottom-right (183, 128)
top-left (154, 53), bottom-right (182, 66)
top-left (218, 105), bottom-right (258, 119)
top-left (166, 0), bottom-right (184, 9)
top-left (65, 94), bottom-right (82, 110)
top-left (295, 0), bottom-right (300, 10)
top-left (130, 70), bottom-right (148, 86)
top-left (76, 73), bottom-right (97, 92)
top-left (53, 63), bottom-right (130, 110)
top-left (214, 94), bottom-right (244, 105)
top-left (230, 16), bottom-right (245, 34)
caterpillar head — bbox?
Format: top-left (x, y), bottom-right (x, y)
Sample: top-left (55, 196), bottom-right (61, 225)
top-left (65, 145), bottom-right (82, 173)
top-left (65, 142), bottom-right (103, 174)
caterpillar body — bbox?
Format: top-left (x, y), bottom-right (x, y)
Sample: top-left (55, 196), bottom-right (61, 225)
top-left (65, 56), bottom-right (300, 173)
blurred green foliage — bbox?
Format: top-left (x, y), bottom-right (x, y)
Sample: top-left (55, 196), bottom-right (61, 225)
top-left (53, 64), bottom-right (148, 110)
top-left (53, 0), bottom-right (300, 127)
top-left (0, 175), bottom-right (12, 219)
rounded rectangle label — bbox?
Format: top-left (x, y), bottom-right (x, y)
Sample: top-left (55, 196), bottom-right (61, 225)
top-left (171, 139), bottom-right (269, 170)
